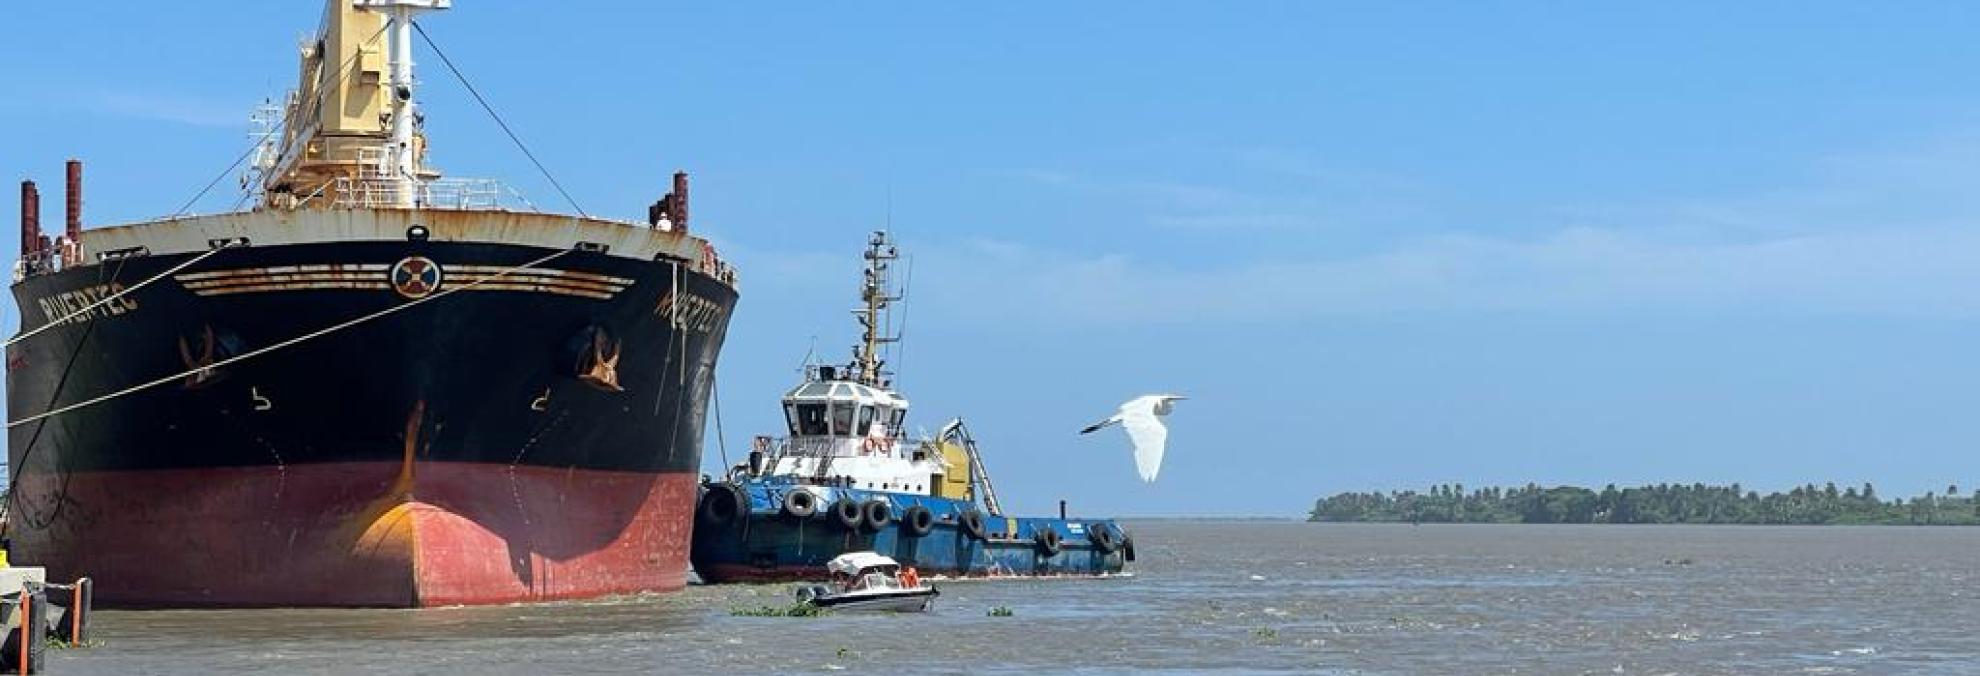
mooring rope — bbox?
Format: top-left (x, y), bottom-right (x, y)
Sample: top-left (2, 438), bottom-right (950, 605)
top-left (5, 248), bottom-right (573, 429)
top-left (412, 21), bottom-right (587, 217)
top-left (5, 245), bottom-right (231, 348)
top-left (712, 375), bottom-right (730, 471)
top-left (0, 257), bottom-right (130, 534)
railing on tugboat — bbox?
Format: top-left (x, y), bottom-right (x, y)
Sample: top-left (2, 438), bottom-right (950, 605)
top-left (743, 419), bottom-right (1006, 516)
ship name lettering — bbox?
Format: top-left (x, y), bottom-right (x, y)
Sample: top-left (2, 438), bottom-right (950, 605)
top-left (654, 291), bottom-right (725, 334)
top-left (36, 283), bottom-right (140, 327)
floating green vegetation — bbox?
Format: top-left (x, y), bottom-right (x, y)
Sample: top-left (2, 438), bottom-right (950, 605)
top-left (47, 638), bottom-right (106, 649)
top-left (730, 602), bottom-right (829, 617)
top-left (987, 606), bottom-right (1015, 617)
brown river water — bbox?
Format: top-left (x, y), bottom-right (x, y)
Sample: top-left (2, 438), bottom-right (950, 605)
top-left (41, 522), bottom-right (1980, 674)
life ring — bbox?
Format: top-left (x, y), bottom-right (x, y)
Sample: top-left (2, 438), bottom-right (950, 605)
top-left (1087, 522), bottom-right (1120, 553)
top-left (861, 500), bottom-right (893, 532)
top-left (781, 490), bottom-right (818, 520)
top-left (901, 506), bottom-right (935, 537)
top-left (697, 483), bottom-right (746, 529)
top-left (830, 499), bottom-right (863, 531)
top-left (1033, 528), bottom-right (1062, 556)
top-left (957, 510), bottom-right (988, 541)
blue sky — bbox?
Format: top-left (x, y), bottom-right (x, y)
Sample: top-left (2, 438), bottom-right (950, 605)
top-left (4, 3), bottom-right (1979, 515)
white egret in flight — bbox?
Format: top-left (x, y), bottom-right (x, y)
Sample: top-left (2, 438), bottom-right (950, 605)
top-left (1079, 394), bottom-right (1186, 482)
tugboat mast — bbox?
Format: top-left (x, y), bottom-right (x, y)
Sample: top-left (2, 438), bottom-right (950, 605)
top-left (851, 231), bottom-right (900, 387)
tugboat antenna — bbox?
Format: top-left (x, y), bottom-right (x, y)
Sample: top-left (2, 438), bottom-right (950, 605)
top-left (888, 254), bottom-right (914, 390)
top-left (797, 336), bottom-right (818, 378)
top-left (852, 231), bottom-right (901, 386)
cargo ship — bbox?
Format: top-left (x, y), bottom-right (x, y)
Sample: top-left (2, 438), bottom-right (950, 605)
top-left (690, 232), bottom-right (1132, 582)
top-left (3, 0), bottom-right (737, 607)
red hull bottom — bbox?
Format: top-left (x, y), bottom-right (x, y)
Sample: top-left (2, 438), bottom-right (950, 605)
top-left (7, 462), bottom-right (695, 607)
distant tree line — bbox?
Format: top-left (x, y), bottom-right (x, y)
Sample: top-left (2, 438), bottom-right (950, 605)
top-left (1309, 482), bottom-right (1980, 525)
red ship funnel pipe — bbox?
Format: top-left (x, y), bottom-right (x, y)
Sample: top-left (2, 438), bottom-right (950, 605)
top-left (65, 159), bottom-right (83, 243)
top-left (19, 180), bottom-right (39, 258)
top-left (671, 171), bottom-right (689, 231)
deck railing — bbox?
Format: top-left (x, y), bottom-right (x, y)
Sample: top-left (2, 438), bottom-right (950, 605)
top-left (331, 176), bottom-right (510, 210)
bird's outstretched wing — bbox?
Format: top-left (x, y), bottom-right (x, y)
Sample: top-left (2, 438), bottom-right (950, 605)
top-left (1079, 415), bottom-right (1122, 435)
top-left (1119, 409), bottom-right (1168, 483)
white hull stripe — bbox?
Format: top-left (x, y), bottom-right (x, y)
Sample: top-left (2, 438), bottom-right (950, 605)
top-left (450, 283), bottom-right (613, 300)
top-left (175, 265), bottom-right (633, 299)
top-left (448, 274), bottom-right (627, 293)
top-left (176, 264), bottom-right (390, 281)
top-left (448, 265), bottom-right (632, 285)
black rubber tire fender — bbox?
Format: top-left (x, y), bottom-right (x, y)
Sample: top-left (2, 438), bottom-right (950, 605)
top-left (697, 483), bottom-right (746, 528)
top-left (861, 500), bottom-right (893, 532)
top-left (957, 510), bottom-right (988, 541)
top-left (781, 489), bottom-right (818, 520)
top-left (1034, 527), bottom-right (1063, 556)
top-left (901, 505), bottom-right (935, 537)
top-left (1088, 522), bottom-right (1120, 553)
top-left (830, 499), bottom-right (863, 531)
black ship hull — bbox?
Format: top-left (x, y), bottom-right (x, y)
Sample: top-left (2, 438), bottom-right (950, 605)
top-left (6, 236), bottom-right (735, 606)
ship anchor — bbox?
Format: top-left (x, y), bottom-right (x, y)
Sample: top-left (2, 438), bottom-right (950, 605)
top-left (178, 325), bottom-right (223, 389)
top-left (577, 329), bottom-right (624, 392)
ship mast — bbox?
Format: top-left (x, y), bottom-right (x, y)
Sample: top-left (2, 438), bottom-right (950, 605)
top-left (256, 0), bottom-right (453, 210)
top-left (851, 231), bottom-right (900, 387)
top-left (357, 0), bottom-right (449, 206)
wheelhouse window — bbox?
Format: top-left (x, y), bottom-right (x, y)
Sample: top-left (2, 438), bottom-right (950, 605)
top-left (856, 406), bottom-right (876, 437)
top-left (869, 406), bottom-right (893, 435)
top-left (794, 404), bottom-right (829, 436)
top-left (829, 403), bottom-right (854, 437)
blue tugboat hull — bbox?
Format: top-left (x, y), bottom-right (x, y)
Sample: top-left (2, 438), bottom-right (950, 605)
top-left (690, 481), bottom-right (1132, 583)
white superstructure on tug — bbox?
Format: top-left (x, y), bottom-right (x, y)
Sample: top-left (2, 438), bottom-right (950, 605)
top-left (739, 232), bottom-right (974, 498)
top-left (767, 374), bottom-right (944, 494)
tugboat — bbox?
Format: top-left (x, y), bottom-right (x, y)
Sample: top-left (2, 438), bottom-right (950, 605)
top-left (690, 232), bottom-right (1133, 583)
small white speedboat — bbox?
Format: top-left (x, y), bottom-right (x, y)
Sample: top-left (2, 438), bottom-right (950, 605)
top-left (795, 552), bottom-right (938, 612)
